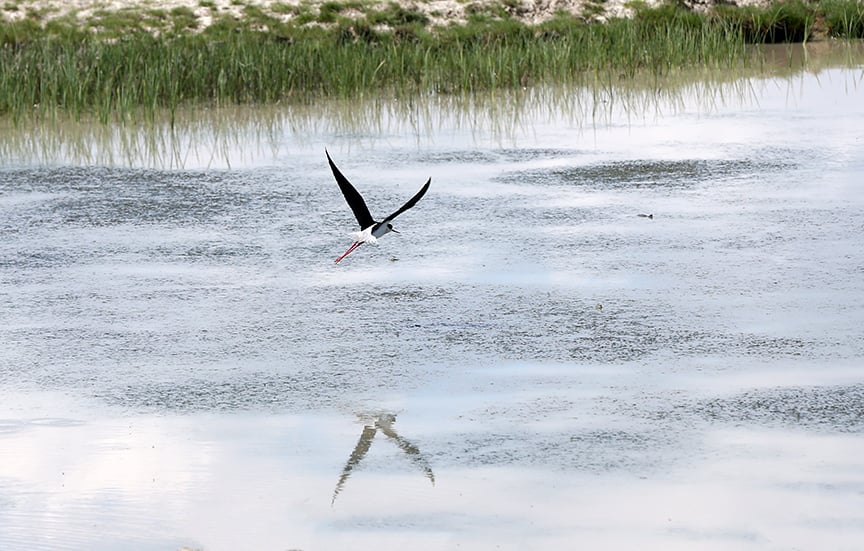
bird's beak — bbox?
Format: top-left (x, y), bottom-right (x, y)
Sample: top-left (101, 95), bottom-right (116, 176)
top-left (390, 228), bottom-right (400, 233)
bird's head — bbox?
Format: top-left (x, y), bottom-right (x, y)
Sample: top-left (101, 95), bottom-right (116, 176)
top-left (387, 223), bottom-right (399, 234)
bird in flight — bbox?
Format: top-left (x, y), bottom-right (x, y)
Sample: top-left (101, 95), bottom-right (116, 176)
top-left (327, 149), bottom-right (431, 264)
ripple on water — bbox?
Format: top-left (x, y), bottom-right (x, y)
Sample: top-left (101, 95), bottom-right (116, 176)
top-left (0, 166), bottom-right (320, 230)
top-left (695, 384), bottom-right (864, 430)
top-left (496, 151), bottom-right (799, 190)
top-left (635, 384), bottom-right (864, 432)
top-left (417, 148), bottom-right (578, 165)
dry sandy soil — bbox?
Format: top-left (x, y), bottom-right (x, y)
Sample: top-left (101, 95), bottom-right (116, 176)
top-left (3, 0), bottom-right (769, 28)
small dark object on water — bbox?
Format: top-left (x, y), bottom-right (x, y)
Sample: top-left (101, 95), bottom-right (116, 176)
top-left (637, 213), bottom-right (654, 219)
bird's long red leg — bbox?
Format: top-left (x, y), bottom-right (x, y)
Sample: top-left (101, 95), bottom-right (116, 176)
top-left (335, 241), bottom-right (362, 264)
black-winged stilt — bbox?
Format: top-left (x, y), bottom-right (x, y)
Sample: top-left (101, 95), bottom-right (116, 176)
top-left (327, 149), bottom-right (431, 264)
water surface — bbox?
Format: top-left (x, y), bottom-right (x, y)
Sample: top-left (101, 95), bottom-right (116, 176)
top-left (1, 44), bottom-right (864, 550)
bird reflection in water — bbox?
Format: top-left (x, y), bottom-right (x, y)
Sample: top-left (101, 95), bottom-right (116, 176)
top-left (332, 413), bottom-right (435, 505)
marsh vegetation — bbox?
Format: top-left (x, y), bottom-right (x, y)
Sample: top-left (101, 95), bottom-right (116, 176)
top-left (4, 40), bottom-right (862, 169)
top-left (0, 0), bottom-right (863, 120)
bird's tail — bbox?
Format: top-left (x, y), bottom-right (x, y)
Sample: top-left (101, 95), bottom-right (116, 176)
top-left (350, 228), bottom-right (378, 244)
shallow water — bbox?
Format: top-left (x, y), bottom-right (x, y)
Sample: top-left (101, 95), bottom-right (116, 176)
top-left (2, 44), bottom-right (864, 550)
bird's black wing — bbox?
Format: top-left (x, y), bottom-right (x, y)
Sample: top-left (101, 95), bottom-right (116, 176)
top-left (381, 178), bottom-right (431, 225)
top-left (331, 424), bottom-right (377, 505)
top-left (377, 422), bottom-right (435, 485)
top-left (326, 149), bottom-right (375, 230)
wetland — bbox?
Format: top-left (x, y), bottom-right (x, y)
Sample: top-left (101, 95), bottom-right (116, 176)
top-left (1, 33), bottom-right (864, 551)
top-left (2, 0), bottom-right (864, 120)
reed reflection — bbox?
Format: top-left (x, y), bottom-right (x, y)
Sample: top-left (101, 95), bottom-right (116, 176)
top-left (1, 42), bottom-right (861, 168)
top-left (332, 413), bottom-right (435, 505)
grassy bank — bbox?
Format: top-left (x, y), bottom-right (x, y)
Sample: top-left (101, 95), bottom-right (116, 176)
top-left (1, 0), bottom-right (863, 121)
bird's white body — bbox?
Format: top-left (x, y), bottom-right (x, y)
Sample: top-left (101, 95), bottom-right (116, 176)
top-left (350, 227), bottom-right (378, 244)
top-left (350, 224), bottom-right (392, 244)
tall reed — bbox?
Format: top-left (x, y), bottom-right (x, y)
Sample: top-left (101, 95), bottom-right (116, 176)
top-left (1, 0), bottom-right (862, 121)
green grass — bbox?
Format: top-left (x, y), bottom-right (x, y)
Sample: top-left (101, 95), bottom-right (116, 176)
top-left (1, 0), bottom-right (863, 121)
top-left (821, 0), bottom-right (864, 37)
top-left (714, 1), bottom-right (816, 42)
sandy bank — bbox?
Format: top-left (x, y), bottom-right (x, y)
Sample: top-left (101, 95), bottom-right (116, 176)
top-left (3, 0), bottom-right (772, 29)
